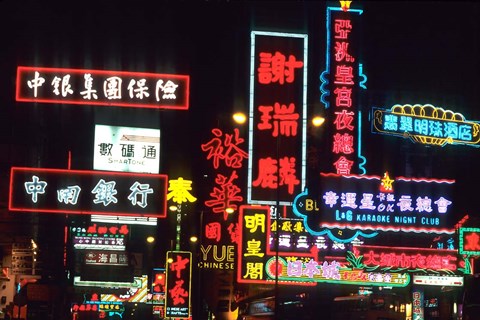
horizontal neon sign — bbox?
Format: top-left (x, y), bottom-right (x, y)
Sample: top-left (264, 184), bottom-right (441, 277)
top-left (293, 173), bottom-right (455, 235)
top-left (16, 66), bottom-right (190, 110)
top-left (372, 104), bottom-right (480, 147)
top-left (352, 245), bottom-right (461, 274)
top-left (9, 167), bottom-right (168, 218)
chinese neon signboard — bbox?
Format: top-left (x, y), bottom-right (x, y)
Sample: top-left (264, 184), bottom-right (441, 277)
top-left (94, 124), bottom-right (161, 174)
top-left (247, 31), bottom-right (308, 205)
top-left (237, 205), bottom-right (408, 287)
top-left (412, 290), bottom-right (424, 320)
top-left (165, 251), bottom-right (192, 319)
top-left (320, 6), bottom-right (365, 175)
top-left (71, 224), bottom-right (127, 251)
top-left (372, 104), bottom-right (480, 147)
top-left (293, 173), bottom-right (455, 239)
top-left (9, 167), bottom-right (168, 218)
top-left (16, 66), bottom-right (189, 110)
top-left (413, 275), bottom-right (464, 287)
top-left (350, 245), bottom-right (462, 274)
top-left (459, 228), bottom-right (480, 255)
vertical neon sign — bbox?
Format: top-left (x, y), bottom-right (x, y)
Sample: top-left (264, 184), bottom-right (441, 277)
top-left (247, 31), bottom-right (308, 205)
top-left (321, 6), bottom-right (364, 175)
top-left (165, 251), bottom-right (192, 319)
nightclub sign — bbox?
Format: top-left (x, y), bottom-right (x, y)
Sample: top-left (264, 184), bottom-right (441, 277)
top-left (247, 31), bottom-right (308, 206)
top-left (459, 228), bottom-right (480, 256)
top-left (9, 167), bottom-right (168, 218)
top-left (372, 104), bottom-right (480, 147)
top-left (320, 6), bottom-right (365, 175)
top-left (293, 172), bottom-right (455, 236)
top-left (16, 66), bottom-right (190, 110)
top-left (165, 251), bottom-right (192, 319)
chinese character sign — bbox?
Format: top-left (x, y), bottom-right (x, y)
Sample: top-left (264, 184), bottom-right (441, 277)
top-left (459, 228), bottom-right (480, 256)
top-left (238, 205), bottom-right (270, 284)
top-left (247, 31), bottom-right (308, 205)
top-left (293, 173), bottom-right (455, 235)
top-left (9, 167), bottom-right (168, 217)
top-left (16, 66), bottom-right (189, 110)
top-left (94, 124), bottom-right (161, 174)
top-left (165, 251), bottom-right (191, 319)
top-left (372, 105), bottom-right (480, 147)
top-left (321, 7), bottom-right (363, 175)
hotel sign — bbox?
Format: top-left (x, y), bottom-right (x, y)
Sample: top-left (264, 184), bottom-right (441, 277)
top-left (372, 104), bottom-right (480, 147)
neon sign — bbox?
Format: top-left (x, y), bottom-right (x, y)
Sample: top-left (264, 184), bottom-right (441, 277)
top-left (320, 6), bottom-right (366, 175)
top-left (459, 228), bottom-right (480, 256)
top-left (372, 104), bottom-right (480, 147)
top-left (9, 167), bottom-right (168, 217)
top-left (16, 66), bottom-right (189, 110)
top-left (247, 31), bottom-right (308, 205)
top-left (293, 173), bottom-right (455, 237)
top-left (165, 251), bottom-right (192, 318)
top-left (350, 245), bottom-right (462, 274)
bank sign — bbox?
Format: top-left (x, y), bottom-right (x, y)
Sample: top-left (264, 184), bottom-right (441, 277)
top-left (293, 172), bottom-right (455, 236)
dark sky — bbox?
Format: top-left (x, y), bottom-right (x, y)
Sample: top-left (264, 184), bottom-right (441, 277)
top-left (1, 0), bottom-right (479, 226)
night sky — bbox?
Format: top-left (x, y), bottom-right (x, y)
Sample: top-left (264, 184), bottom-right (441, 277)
top-left (1, 0), bottom-right (479, 241)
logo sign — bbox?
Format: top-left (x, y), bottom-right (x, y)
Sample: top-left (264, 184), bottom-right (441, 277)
top-left (94, 124), bottom-right (160, 174)
top-left (412, 290), bottom-right (424, 320)
top-left (16, 66), bottom-right (189, 110)
top-left (413, 275), bottom-right (464, 287)
top-left (165, 251), bottom-right (191, 319)
top-left (293, 173), bottom-right (455, 237)
top-left (459, 228), bottom-right (480, 255)
top-left (9, 167), bottom-right (168, 218)
top-left (372, 105), bottom-right (480, 147)
top-left (247, 31), bottom-right (308, 206)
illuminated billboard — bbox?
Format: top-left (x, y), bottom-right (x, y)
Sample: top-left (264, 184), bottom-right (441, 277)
top-left (293, 172), bottom-right (455, 239)
top-left (247, 31), bottom-right (308, 206)
top-left (94, 124), bottom-right (161, 174)
top-left (16, 66), bottom-right (189, 110)
top-left (9, 167), bottom-right (168, 218)
top-left (372, 104), bottom-right (480, 147)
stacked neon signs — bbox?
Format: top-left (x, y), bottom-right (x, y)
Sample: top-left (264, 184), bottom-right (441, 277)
top-left (237, 205), bottom-right (409, 287)
top-left (247, 31), bottom-right (308, 206)
top-left (9, 167), bottom-right (168, 218)
top-left (16, 66), bottom-right (189, 110)
top-left (165, 251), bottom-right (192, 319)
top-left (320, 6), bottom-right (364, 174)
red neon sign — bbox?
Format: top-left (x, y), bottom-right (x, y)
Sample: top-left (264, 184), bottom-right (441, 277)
top-left (16, 66), bottom-right (189, 110)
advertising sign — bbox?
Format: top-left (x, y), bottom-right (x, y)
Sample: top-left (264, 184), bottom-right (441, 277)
top-left (16, 66), bottom-right (189, 110)
top-left (94, 124), bottom-right (160, 174)
top-left (9, 167), bottom-right (168, 218)
top-left (293, 173), bottom-right (455, 237)
top-left (165, 251), bottom-right (192, 319)
top-left (372, 104), bottom-right (480, 147)
top-left (247, 31), bottom-right (308, 205)
top-left (459, 228), bottom-right (480, 256)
